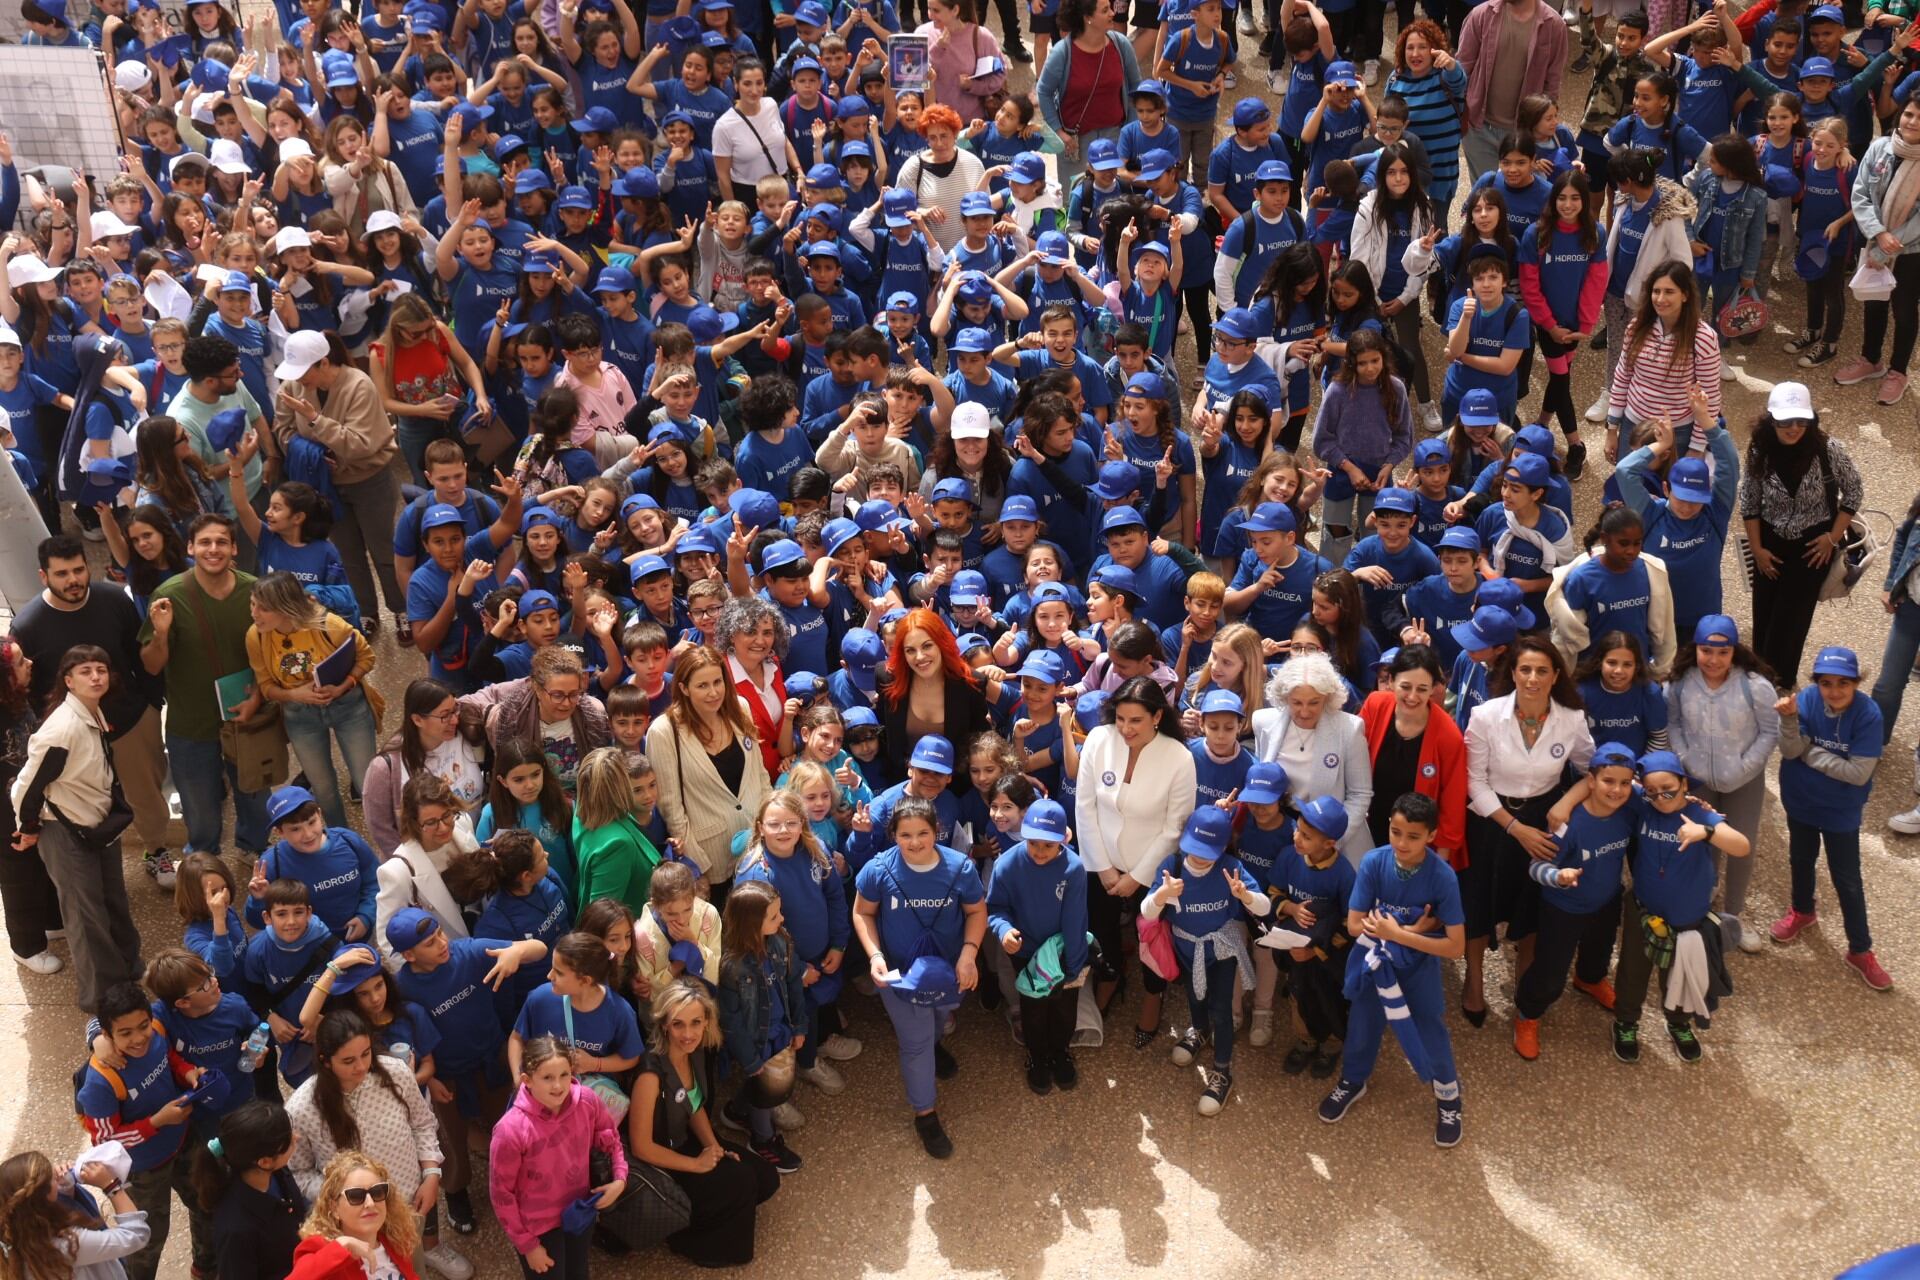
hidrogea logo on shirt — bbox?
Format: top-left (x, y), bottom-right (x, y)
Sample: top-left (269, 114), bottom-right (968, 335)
top-left (312, 869), bottom-right (358, 893)
top-left (432, 984), bottom-right (477, 1018)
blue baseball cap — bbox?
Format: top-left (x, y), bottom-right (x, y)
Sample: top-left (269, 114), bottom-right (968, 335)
top-left (931, 477), bottom-right (975, 506)
top-left (594, 266), bottom-right (637, 295)
top-left (804, 162), bottom-right (844, 191)
top-left (1090, 461), bottom-right (1140, 501)
top-left (321, 52), bottom-right (359, 88)
top-left (217, 270), bottom-right (254, 294)
top-left (555, 184), bottom-right (595, 211)
top-left (1000, 495), bottom-right (1039, 523)
top-left (1668, 457), bottom-right (1713, 503)
top-left (326, 943), bottom-right (382, 994)
top-left (1132, 78), bottom-right (1169, 101)
top-left (1074, 689), bottom-right (1109, 725)
top-left (522, 252), bottom-right (560, 275)
top-left (1325, 59), bottom-right (1360, 87)
top-left (803, 240), bottom-right (842, 262)
top-left (1693, 614), bottom-right (1739, 647)
top-left (821, 517), bottom-right (862, 556)
top-left (1090, 564), bottom-right (1140, 599)
top-left (955, 271), bottom-right (995, 305)
top-left (1087, 137), bottom-right (1123, 171)
top-left (1101, 504), bottom-right (1148, 534)
top-left (1009, 151), bottom-right (1048, 184)
top-left (1373, 487), bottom-right (1417, 516)
top-left (699, 27), bottom-right (730, 46)
top-left (1124, 371), bottom-right (1170, 402)
top-left (789, 56), bottom-right (823, 77)
top-left (1254, 159), bottom-right (1294, 184)
top-left (1214, 307), bottom-right (1262, 341)
top-left (687, 307), bottom-right (739, 342)
top-left (1032, 582), bottom-right (1074, 605)
top-left (514, 170), bottom-right (554, 196)
top-left (884, 290), bottom-right (921, 316)
top-left (1299, 794), bottom-right (1349, 840)
top-left (949, 569), bottom-right (989, 605)
top-left (1239, 761), bottom-right (1289, 806)
top-left (1017, 650), bottom-right (1066, 683)
top-left (728, 489), bottom-right (782, 534)
top-left (854, 498), bottom-right (899, 532)
top-left (676, 523), bottom-right (721, 556)
top-left (958, 191), bottom-right (995, 218)
top-left (909, 734), bottom-right (955, 773)
top-left (648, 422), bottom-right (689, 448)
top-left (521, 505), bottom-right (562, 534)
top-left (1437, 526), bottom-right (1483, 554)
top-left (836, 97), bottom-right (872, 120)
top-left (1241, 501), bottom-right (1296, 533)
top-left (1134, 149), bottom-right (1177, 182)
top-left (1637, 749), bottom-right (1688, 780)
top-left (949, 327), bottom-right (994, 354)
top-left (1019, 798), bottom-right (1070, 844)
top-left (882, 188), bottom-right (918, 228)
top-left (493, 133), bottom-right (528, 160)
top-left (1811, 646), bottom-right (1860, 679)
top-left (1798, 56), bottom-right (1837, 80)
top-left (795, 0), bottom-right (830, 21)
top-left (785, 671), bottom-right (824, 701)
top-left (77, 457), bottom-right (131, 509)
top-left (843, 629), bottom-right (885, 688)
top-left (612, 167), bottom-right (660, 199)
top-left (206, 407), bottom-right (249, 454)
top-left (267, 784), bottom-right (318, 826)
top-left (1514, 423), bottom-right (1557, 458)
top-left (1451, 605), bottom-right (1517, 654)
top-left (1591, 741), bottom-right (1638, 771)
top-left (402, 0), bottom-right (446, 30)
top-left (570, 105), bottom-right (618, 133)
top-left (1412, 438), bottom-right (1451, 469)
top-left (1231, 97), bottom-right (1272, 128)
top-left (518, 588), bottom-right (560, 616)
top-left (1807, 4), bottom-right (1845, 23)
top-left (385, 906), bottom-right (441, 953)
top-left (1179, 807), bottom-right (1233, 861)
top-left (843, 705), bottom-right (881, 730)
top-left (1504, 452), bottom-right (1551, 489)
top-left (1473, 577), bottom-right (1536, 628)
top-left (1198, 689), bottom-right (1245, 718)
top-left (1034, 231), bottom-right (1073, 266)
top-left (629, 554), bottom-right (672, 583)
top-left (658, 109), bottom-right (697, 132)
top-left (1458, 387), bottom-right (1501, 427)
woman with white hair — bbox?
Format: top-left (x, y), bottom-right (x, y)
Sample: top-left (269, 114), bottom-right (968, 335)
top-left (1252, 653), bottom-right (1374, 866)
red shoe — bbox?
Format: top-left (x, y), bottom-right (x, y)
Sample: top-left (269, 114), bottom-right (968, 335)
top-left (1770, 909), bottom-right (1818, 944)
top-left (1512, 1018), bottom-right (1540, 1060)
top-left (1570, 978), bottom-right (1616, 1010)
top-left (1846, 950), bottom-right (1894, 991)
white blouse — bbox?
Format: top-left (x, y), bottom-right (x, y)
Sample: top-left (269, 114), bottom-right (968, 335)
top-left (1074, 727), bottom-right (1196, 884)
top-left (1465, 694), bottom-right (1596, 817)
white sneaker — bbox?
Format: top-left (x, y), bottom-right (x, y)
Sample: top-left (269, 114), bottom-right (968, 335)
top-left (421, 1244), bottom-right (474, 1280)
top-left (14, 951), bottom-right (61, 975)
top-left (773, 1101), bottom-right (806, 1132)
top-left (1729, 915), bottom-right (1764, 955)
top-left (1584, 395), bottom-right (1608, 424)
top-left (1223, 68), bottom-right (1237, 88)
top-left (1267, 69), bottom-right (1283, 93)
top-left (798, 1061), bottom-right (845, 1094)
top-left (1721, 362), bottom-right (1738, 382)
top-left (1362, 58), bottom-right (1380, 86)
top-left (81, 523), bottom-right (105, 543)
top-left (44, 929), bottom-right (64, 941)
top-left (1419, 401), bottom-right (1444, 434)
top-left (1888, 804), bottom-right (1920, 834)
top-left (1238, 3), bottom-right (1260, 34)
top-left (819, 1033), bottom-right (863, 1061)
top-left (1249, 1008), bottom-right (1274, 1047)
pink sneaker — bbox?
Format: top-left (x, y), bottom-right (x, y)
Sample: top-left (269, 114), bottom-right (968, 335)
top-left (1770, 909), bottom-right (1818, 944)
top-left (1846, 950), bottom-right (1893, 991)
top-left (1833, 357), bottom-right (1887, 385)
top-left (1879, 371), bottom-right (1910, 405)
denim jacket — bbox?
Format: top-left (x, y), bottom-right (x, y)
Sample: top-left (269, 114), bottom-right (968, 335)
top-left (717, 932), bottom-right (808, 1076)
top-left (1685, 169), bottom-right (1769, 281)
top-left (1883, 512), bottom-right (1920, 600)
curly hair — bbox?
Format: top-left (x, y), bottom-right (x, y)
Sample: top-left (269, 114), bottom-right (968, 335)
top-left (299, 1149), bottom-right (420, 1261)
top-left (1394, 16), bottom-right (1451, 68)
top-left (1268, 651), bottom-right (1347, 705)
top-left (918, 103), bottom-right (963, 136)
top-left (712, 594), bottom-right (791, 663)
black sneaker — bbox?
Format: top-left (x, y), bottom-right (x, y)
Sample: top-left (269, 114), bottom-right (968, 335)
top-left (1132, 1026), bottom-right (1157, 1050)
top-left (1435, 1098), bottom-right (1463, 1148)
top-left (1668, 1022), bottom-right (1702, 1063)
top-left (1588, 327), bottom-right (1608, 350)
top-left (1799, 342), bottom-right (1838, 368)
top-left (754, 1135), bottom-right (803, 1173)
top-left (977, 980), bottom-right (1003, 1012)
top-left (1024, 1054), bottom-right (1053, 1095)
top-left (1005, 38), bottom-right (1033, 61)
top-left (1612, 1021), bottom-right (1641, 1064)
top-left (1784, 328), bottom-right (1818, 355)
top-left (1564, 440), bottom-right (1587, 480)
top-left (591, 1224), bottom-right (632, 1257)
top-left (718, 1097), bottom-right (750, 1134)
top-left (914, 1110), bottom-right (953, 1159)
top-left (444, 1189), bottom-right (476, 1235)
top-left (1198, 1066), bottom-right (1232, 1116)
top-left (1318, 1078), bottom-right (1367, 1123)
top-left (1309, 1045), bottom-right (1342, 1079)
top-left (1051, 1052), bottom-right (1079, 1090)
top-left (1169, 1028), bottom-right (1204, 1066)
top-left (1281, 1040), bottom-right (1315, 1074)
top-left (1570, 47), bottom-right (1593, 72)
top-left (933, 1042), bottom-right (959, 1080)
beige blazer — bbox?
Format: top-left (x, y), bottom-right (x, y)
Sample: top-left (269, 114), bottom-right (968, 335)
top-left (646, 704), bottom-right (769, 883)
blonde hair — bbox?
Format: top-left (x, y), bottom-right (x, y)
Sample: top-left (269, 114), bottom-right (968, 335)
top-left (746, 787), bottom-right (831, 873)
top-left (574, 746), bottom-right (638, 830)
top-left (300, 1151), bottom-right (420, 1259)
top-left (755, 175), bottom-right (790, 204)
top-left (1194, 622), bottom-right (1267, 714)
top-left (1185, 571), bottom-right (1226, 604)
top-left (1809, 116), bottom-right (1854, 167)
top-left (649, 978), bottom-right (722, 1052)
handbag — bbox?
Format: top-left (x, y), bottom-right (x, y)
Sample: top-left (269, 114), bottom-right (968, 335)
top-left (590, 1146), bottom-right (692, 1251)
top-left (1821, 509), bottom-right (1887, 602)
top-left (1716, 287), bottom-right (1769, 340)
top-left (1850, 256), bottom-right (1897, 301)
top-left (189, 581), bottom-right (289, 790)
top-left (562, 994), bottom-right (631, 1121)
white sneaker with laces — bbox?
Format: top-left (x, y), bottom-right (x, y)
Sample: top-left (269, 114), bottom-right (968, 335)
top-left (15, 951), bottom-right (61, 975)
top-left (819, 1032), bottom-right (864, 1060)
top-left (1888, 804), bottom-right (1920, 834)
top-left (799, 1061), bottom-right (846, 1094)
top-left (773, 1101), bottom-right (806, 1132)
top-left (1249, 1008), bottom-right (1274, 1047)
top-left (1721, 362), bottom-right (1738, 382)
top-left (421, 1244), bottom-right (474, 1280)
top-left (1729, 915), bottom-right (1764, 955)
top-left (1584, 395), bottom-right (1608, 423)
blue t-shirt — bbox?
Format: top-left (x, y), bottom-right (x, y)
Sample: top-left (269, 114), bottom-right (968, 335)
top-left (396, 936), bottom-right (520, 1071)
top-left (1628, 790), bottom-right (1722, 923)
top-left (1559, 556), bottom-right (1657, 660)
top-left (77, 1024), bottom-right (186, 1173)
top-left (1442, 295), bottom-right (1530, 417)
top-left (1271, 842), bottom-right (1357, 915)
top-left (1779, 687), bottom-right (1882, 830)
top-left (1345, 845), bottom-right (1464, 976)
top-left (512, 983), bottom-right (645, 1059)
top-left (1162, 26), bottom-right (1229, 124)
top-left (1150, 852), bottom-right (1253, 965)
top-left (167, 993), bottom-right (260, 1126)
top-left (1541, 802), bottom-right (1632, 915)
top-left (1277, 51), bottom-right (1329, 137)
top-left (1189, 740), bottom-right (1253, 808)
top-left (1517, 222), bottom-right (1598, 329)
top-left (1578, 678), bottom-right (1668, 756)
top-left (1229, 547), bottom-right (1328, 639)
top-left (853, 844), bottom-right (984, 966)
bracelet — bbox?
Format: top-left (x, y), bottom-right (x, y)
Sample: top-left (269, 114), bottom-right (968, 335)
top-left (323, 962), bottom-right (341, 980)
top-left (103, 1179), bottom-right (124, 1196)
top-left (420, 1166), bottom-right (442, 1180)
top-left (1502, 814), bottom-right (1518, 833)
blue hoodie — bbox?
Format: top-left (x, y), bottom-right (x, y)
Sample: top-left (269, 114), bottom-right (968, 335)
top-left (986, 843), bottom-right (1089, 974)
top-left (241, 916), bottom-right (334, 1084)
top-left (734, 845), bottom-right (852, 966)
top-left (245, 829), bottom-right (379, 938)
top-left (184, 908), bottom-right (249, 979)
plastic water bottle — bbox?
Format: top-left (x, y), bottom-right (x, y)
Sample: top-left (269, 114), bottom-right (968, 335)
top-left (238, 1022), bottom-right (271, 1073)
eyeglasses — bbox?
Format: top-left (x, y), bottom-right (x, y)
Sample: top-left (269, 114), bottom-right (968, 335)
top-left (340, 1183), bottom-right (390, 1206)
top-left (418, 812), bottom-right (456, 830)
top-left (424, 707), bottom-right (459, 723)
top-left (542, 687), bottom-right (584, 703)
top-left (689, 604), bottom-right (722, 621)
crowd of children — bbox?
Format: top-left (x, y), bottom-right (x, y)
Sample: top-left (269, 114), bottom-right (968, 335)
top-left (1, 0), bottom-right (1917, 1274)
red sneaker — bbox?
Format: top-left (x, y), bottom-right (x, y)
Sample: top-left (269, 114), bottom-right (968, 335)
top-left (1570, 977), bottom-right (1616, 1010)
top-left (1846, 950), bottom-right (1894, 992)
top-left (1770, 910), bottom-right (1818, 944)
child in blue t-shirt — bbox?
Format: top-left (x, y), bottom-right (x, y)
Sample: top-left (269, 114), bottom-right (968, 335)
top-left (1266, 793), bottom-right (1354, 1075)
top-left (1441, 251), bottom-right (1531, 425)
top-left (244, 788), bottom-right (380, 941)
top-left (1156, 0), bottom-right (1232, 181)
top-left (241, 880), bottom-right (337, 1086)
top-left (1576, 631), bottom-right (1670, 756)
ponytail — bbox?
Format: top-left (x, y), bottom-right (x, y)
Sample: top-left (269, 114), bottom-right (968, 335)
top-left (191, 1101), bottom-right (293, 1215)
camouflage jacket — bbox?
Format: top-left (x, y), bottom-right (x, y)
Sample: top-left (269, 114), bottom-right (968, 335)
top-left (1575, 7), bottom-right (1659, 137)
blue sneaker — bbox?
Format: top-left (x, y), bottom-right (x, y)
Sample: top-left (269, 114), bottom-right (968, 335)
top-left (1435, 1098), bottom-right (1463, 1147)
top-left (1317, 1078), bottom-right (1367, 1124)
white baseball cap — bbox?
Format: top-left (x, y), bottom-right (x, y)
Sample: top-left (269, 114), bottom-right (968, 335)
top-left (275, 329), bottom-right (331, 381)
top-left (0, 324), bottom-right (21, 348)
top-left (949, 401), bottom-right (992, 440)
top-left (90, 210), bottom-right (140, 239)
top-left (277, 138), bottom-right (315, 161)
top-left (114, 60), bottom-right (152, 92)
top-left (1767, 381), bottom-right (1815, 423)
top-left (208, 138), bottom-right (251, 174)
top-left (5, 255), bottom-right (60, 288)
top-left (271, 227), bottom-right (312, 254)
top-left (364, 210), bottom-right (403, 235)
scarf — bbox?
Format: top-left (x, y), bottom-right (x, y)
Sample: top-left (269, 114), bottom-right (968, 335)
top-left (1171, 920), bottom-right (1254, 1000)
top-left (1490, 506), bottom-right (1570, 577)
top-left (1881, 133), bottom-right (1920, 244)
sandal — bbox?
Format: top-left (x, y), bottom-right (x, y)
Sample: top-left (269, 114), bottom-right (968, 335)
top-left (1132, 1026), bottom-right (1157, 1050)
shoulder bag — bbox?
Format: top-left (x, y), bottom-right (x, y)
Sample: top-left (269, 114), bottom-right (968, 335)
top-left (190, 581), bottom-right (290, 792)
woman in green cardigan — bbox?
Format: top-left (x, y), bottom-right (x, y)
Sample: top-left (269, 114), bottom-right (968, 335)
top-left (572, 746), bottom-right (663, 916)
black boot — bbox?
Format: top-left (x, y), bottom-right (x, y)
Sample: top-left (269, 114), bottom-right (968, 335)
top-left (993, 0), bottom-right (1033, 59)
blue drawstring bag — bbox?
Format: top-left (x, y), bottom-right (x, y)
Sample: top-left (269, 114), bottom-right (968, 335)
top-left (562, 1194), bottom-right (601, 1236)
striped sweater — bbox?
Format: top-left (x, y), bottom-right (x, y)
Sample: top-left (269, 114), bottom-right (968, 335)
top-left (1385, 65), bottom-right (1467, 189)
top-left (1604, 317), bottom-right (1723, 430)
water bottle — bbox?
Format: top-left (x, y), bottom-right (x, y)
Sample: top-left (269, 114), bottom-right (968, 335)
top-left (238, 1021), bottom-right (271, 1074)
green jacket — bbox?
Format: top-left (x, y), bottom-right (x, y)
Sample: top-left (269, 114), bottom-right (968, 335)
top-left (572, 813), bottom-right (662, 917)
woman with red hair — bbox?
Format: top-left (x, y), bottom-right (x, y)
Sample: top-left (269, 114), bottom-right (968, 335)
top-left (880, 610), bottom-right (1004, 786)
top-left (885, 105), bottom-right (988, 252)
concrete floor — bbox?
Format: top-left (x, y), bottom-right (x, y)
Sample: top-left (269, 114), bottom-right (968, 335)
top-left (5, 25), bottom-right (1920, 1280)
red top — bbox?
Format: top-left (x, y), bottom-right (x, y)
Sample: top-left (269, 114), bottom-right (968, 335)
top-left (287, 1235), bottom-right (420, 1280)
top-left (1061, 38), bottom-right (1128, 134)
top-left (1359, 690), bottom-right (1469, 868)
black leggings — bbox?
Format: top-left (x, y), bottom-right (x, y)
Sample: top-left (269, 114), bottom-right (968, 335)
top-left (1861, 250), bottom-right (1920, 373)
top-left (1513, 895), bottom-right (1621, 1021)
top-left (1287, 952), bottom-right (1350, 1042)
top-left (1019, 985), bottom-right (1080, 1064)
top-left (1806, 254), bottom-right (1852, 346)
top-left (1535, 329), bottom-right (1580, 443)
top-left (1183, 286), bottom-right (1213, 365)
top-left (1751, 524), bottom-right (1829, 685)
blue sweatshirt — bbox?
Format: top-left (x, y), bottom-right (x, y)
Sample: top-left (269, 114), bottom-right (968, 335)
top-left (734, 845), bottom-right (853, 964)
top-left (473, 871), bottom-right (572, 1015)
top-left (1531, 801), bottom-right (1631, 914)
top-left (245, 829), bottom-right (380, 938)
top-left (1780, 687), bottom-right (1882, 830)
top-left (1190, 740), bottom-right (1254, 809)
top-left (1229, 547), bottom-right (1329, 639)
top-left (184, 909), bottom-right (249, 979)
top-left (986, 845), bottom-right (1090, 974)
top-left (1579, 679), bottom-right (1668, 755)
top-left (1344, 535), bottom-right (1441, 647)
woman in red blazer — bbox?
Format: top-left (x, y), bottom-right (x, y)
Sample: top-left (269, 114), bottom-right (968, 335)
top-left (714, 595), bottom-right (791, 779)
top-left (287, 1152), bottom-right (419, 1280)
top-left (1359, 646), bottom-right (1469, 869)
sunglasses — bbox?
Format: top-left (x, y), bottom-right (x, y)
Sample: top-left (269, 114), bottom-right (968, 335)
top-left (1645, 788), bottom-right (1682, 802)
top-left (340, 1182), bottom-right (390, 1206)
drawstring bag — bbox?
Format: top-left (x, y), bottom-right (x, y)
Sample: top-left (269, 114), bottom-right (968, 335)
top-left (1716, 288), bottom-right (1769, 340)
top-left (562, 995), bottom-right (631, 1122)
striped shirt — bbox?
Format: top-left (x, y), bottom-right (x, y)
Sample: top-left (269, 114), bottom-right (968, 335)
top-left (1386, 65), bottom-right (1467, 189)
top-left (1604, 317), bottom-right (1723, 430)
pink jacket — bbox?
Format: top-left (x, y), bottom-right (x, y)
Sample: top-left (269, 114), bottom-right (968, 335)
top-left (488, 1082), bottom-right (630, 1255)
top-left (1457, 0), bottom-right (1568, 132)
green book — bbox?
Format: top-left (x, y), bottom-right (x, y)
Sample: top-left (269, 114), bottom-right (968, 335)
top-left (215, 670), bottom-right (256, 722)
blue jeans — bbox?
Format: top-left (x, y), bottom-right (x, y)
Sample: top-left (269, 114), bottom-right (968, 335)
top-left (395, 414), bottom-right (448, 486)
top-left (1871, 595), bottom-right (1920, 737)
top-left (1340, 954), bottom-right (1457, 1087)
top-left (879, 986), bottom-right (945, 1113)
top-left (282, 690), bottom-right (379, 829)
top-left (1183, 955), bottom-right (1239, 1067)
top-left (1787, 818), bottom-right (1872, 953)
top-left (166, 734), bottom-right (269, 857)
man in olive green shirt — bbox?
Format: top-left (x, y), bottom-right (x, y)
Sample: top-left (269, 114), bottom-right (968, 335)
top-left (138, 514), bottom-right (269, 855)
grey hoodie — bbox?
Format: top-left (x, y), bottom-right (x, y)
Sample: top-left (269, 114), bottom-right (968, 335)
top-left (1664, 667), bottom-right (1780, 792)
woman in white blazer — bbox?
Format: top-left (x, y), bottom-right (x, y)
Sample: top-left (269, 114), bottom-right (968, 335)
top-left (1253, 653), bottom-right (1375, 866)
top-left (374, 771), bottom-right (475, 971)
top-left (1075, 677), bottom-right (1197, 1048)
top-left (648, 645), bottom-right (771, 894)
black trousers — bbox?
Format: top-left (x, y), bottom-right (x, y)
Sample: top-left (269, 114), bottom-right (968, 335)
top-left (518, 1226), bottom-right (590, 1280)
top-left (1750, 525), bottom-right (1827, 686)
top-left (1860, 251), bottom-right (1920, 372)
top-left (0, 775), bottom-right (60, 958)
top-left (1806, 263), bottom-right (1849, 346)
top-left (1019, 984), bottom-right (1080, 1063)
top-left (1287, 951), bottom-right (1350, 1042)
top-left (1514, 894), bottom-right (1622, 1020)
top-left (1086, 872), bottom-right (1167, 994)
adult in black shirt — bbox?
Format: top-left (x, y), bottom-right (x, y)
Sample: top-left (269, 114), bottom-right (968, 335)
top-left (11, 536), bottom-right (173, 885)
